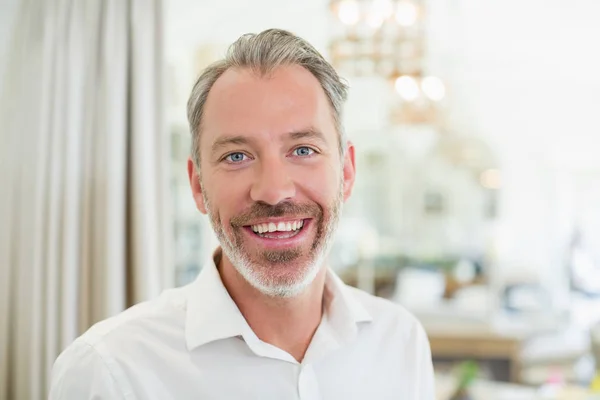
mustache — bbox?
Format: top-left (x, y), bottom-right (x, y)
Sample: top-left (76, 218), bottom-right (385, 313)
top-left (230, 201), bottom-right (322, 227)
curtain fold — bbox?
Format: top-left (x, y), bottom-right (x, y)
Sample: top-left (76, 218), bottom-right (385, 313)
top-left (0, 0), bottom-right (171, 398)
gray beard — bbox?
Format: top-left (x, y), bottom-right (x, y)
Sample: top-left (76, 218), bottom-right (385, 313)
top-left (201, 179), bottom-right (344, 297)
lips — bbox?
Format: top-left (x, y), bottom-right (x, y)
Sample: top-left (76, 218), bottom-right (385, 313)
top-left (229, 201), bottom-right (322, 230)
top-left (250, 219), bottom-right (304, 234)
top-left (240, 218), bottom-right (313, 250)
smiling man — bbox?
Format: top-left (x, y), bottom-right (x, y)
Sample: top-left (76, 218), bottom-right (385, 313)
top-left (50, 29), bottom-right (435, 399)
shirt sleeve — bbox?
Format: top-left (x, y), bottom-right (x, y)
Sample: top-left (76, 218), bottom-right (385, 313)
top-left (49, 340), bottom-right (128, 400)
top-left (414, 321), bottom-right (436, 400)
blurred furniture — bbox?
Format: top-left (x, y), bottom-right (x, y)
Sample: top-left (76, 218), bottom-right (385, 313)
top-left (518, 293), bottom-right (600, 385)
top-left (436, 373), bottom-right (589, 400)
top-left (414, 298), bottom-right (566, 383)
top-left (519, 326), bottom-right (590, 385)
top-left (426, 321), bottom-right (526, 383)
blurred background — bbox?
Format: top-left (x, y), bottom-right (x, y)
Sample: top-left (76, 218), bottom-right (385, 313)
top-left (2, 0), bottom-right (600, 399)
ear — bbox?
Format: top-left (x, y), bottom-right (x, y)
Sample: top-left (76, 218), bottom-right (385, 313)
top-left (342, 141), bottom-right (356, 202)
top-left (187, 158), bottom-right (207, 214)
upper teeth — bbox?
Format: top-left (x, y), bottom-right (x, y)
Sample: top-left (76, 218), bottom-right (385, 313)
top-left (251, 220), bottom-right (304, 234)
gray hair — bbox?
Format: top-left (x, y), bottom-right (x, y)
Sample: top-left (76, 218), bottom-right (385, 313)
top-left (186, 29), bottom-right (349, 169)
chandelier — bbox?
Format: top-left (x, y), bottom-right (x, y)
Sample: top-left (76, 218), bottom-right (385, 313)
top-left (329, 0), bottom-right (445, 124)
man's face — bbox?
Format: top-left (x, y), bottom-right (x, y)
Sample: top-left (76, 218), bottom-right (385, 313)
top-left (188, 65), bottom-right (356, 297)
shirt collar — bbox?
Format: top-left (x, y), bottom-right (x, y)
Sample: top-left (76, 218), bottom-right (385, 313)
top-left (185, 248), bottom-right (255, 351)
top-left (185, 248), bottom-right (372, 352)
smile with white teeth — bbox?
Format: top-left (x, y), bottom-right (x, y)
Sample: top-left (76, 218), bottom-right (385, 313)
top-left (250, 220), bottom-right (304, 237)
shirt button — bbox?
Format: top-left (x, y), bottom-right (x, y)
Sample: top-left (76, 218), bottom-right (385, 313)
top-left (298, 365), bottom-right (320, 400)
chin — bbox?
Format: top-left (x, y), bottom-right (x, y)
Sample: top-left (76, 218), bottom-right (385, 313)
top-left (236, 254), bottom-right (324, 298)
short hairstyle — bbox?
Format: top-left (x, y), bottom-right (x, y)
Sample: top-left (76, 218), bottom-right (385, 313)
top-left (186, 29), bottom-right (349, 168)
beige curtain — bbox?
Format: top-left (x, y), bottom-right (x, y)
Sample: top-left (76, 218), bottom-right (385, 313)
top-left (0, 0), bottom-right (172, 399)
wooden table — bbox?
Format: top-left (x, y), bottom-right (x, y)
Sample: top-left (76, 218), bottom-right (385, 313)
top-left (424, 321), bottom-right (529, 383)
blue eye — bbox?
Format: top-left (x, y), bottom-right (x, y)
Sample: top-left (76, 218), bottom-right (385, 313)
top-left (293, 147), bottom-right (314, 157)
top-left (225, 152), bottom-right (247, 163)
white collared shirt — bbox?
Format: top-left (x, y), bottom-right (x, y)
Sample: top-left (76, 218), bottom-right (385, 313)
top-left (50, 250), bottom-right (435, 399)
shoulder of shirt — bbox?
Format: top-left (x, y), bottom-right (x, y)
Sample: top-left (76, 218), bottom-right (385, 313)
top-left (51, 284), bottom-right (193, 398)
top-left (66, 283), bottom-right (192, 351)
top-left (344, 284), bottom-right (427, 338)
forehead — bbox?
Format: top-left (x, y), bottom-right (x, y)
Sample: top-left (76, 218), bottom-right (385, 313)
top-left (201, 65), bottom-right (337, 151)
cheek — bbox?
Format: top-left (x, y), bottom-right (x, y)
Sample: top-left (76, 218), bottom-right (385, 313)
top-left (204, 173), bottom-right (251, 218)
top-left (295, 164), bottom-right (341, 203)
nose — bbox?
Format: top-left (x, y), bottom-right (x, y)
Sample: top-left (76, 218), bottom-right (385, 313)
top-left (250, 156), bottom-right (296, 205)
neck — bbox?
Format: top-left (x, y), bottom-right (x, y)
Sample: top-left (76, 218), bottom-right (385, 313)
top-left (218, 253), bottom-right (327, 362)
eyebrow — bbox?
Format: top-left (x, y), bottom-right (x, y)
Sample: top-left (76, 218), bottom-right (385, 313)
top-left (288, 128), bottom-right (327, 143)
top-left (211, 135), bottom-right (251, 154)
top-left (210, 128), bottom-right (327, 154)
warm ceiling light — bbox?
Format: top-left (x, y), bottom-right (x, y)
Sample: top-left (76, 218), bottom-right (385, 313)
top-left (337, 0), bottom-right (361, 25)
top-left (395, 75), bottom-right (420, 101)
top-left (480, 169), bottom-right (502, 189)
top-left (421, 76), bottom-right (445, 101)
top-left (366, 12), bottom-right (385, 29)
top-left (372, 0), bottom-right (395, 19)
top-left (395, 1), bottom-right (418, 26)
top-left (366, 0), bottom-right (395, 29)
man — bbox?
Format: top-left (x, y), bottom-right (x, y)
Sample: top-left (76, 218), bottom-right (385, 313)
top-left (50, 29), bottom-right (435, 399)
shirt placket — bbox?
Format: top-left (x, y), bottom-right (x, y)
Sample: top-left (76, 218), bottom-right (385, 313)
top-left (298, 363), bottom-right (321, 400)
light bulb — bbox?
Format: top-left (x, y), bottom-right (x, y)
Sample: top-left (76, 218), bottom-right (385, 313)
top-left (421, 76), bottom-right (445, 101)
top-left (395, 1), bottom-right (418, 27)
top-left (366, 0), bottom-right (394, 29)
top-left (395, 75), bottom-right (420, 101)
top-left (337, 0), bottom-right (361, 25)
